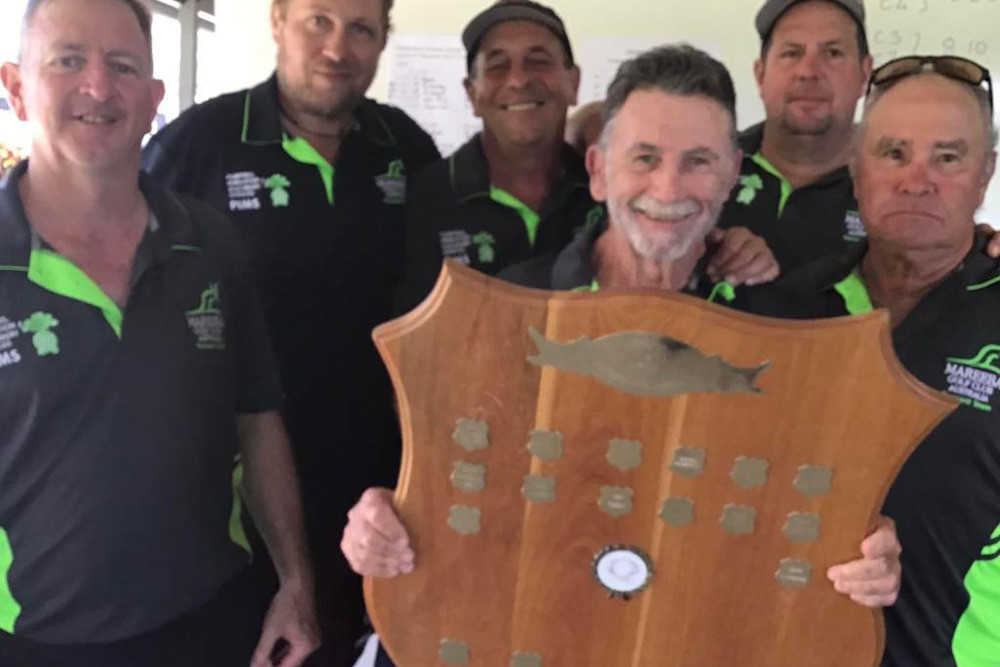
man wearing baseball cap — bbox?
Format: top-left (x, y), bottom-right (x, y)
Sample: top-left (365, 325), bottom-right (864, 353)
top-left (395, 0), bottom-right (779, 314)
top-left (715, 0), bottom-right (872, 273)
top-left (393, 0), bottom-right (601, 314)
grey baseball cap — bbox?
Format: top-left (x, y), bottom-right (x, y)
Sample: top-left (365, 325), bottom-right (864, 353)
top-left (755, 0), bottom-right (866, 41)
top-left (461, 0), bottom-right (574, 71)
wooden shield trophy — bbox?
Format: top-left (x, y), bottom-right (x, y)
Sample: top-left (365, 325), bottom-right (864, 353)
top-left (365, 262), bottom-right (955, 667)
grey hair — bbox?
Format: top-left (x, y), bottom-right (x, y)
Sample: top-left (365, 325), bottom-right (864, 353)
top-left (861, 71), bottom-right (998, 154)
top-left (20, 0), bottom-right (154, 64)
top-left (598, 44), bottom-right (739, 151)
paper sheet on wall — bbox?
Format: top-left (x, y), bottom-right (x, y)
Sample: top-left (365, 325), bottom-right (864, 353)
top-left (385, 34), bottom-right (480, 157)
top-left (578, 37), bottom-right (722, 104)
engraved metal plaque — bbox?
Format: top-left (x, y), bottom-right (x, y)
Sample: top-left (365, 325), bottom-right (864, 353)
top-left (794, 465), bottom-right (833, 497)
top-left (439, 639), bottom-right (471, 664)
top-left (659, 497), bottom-right (694, 526)
top-left (522, 474), bottom-right (556, 503)
top-left (731, 456), bottom-right (769, 488)
top-left (720, 504), bottom-right (756, 536)
top-left (783, 512), bottom-right (820, 542)
top-left (670, 447), bottom-right (706, 477)
top-left (453, 419), bottom-right (489, 451)
top-left (598, 486), bottom-right (634, 517)
top-left (511, 651), bottom-right (542, 667)
top-left (607, 438), bottom-right (642, 471)
top-left (447, 506), bottom-right (481, 536)
top-left (775, 558), bottom-right (812, 588)
top-left (528, 430), bottom-right (563, 461)
top-left (450, 462), bottom-right (486, 493)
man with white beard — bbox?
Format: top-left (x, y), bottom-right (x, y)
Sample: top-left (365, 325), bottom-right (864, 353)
top-left (341, 44), bottom-right (903, 612)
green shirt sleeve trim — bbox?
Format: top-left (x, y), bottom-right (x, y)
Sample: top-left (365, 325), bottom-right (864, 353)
top-left (967, 274), bottom-right (1000, 292)
top-left (0, 527), bottom-right (20, 634)
top-left (28, 248), bottom-right (123, 338)
top-left (751, 152), bottom-right (794, 218)
top-left (489, 186), bottom-right (541, 247)
top-left (228, 457), bottom-right (253, 558)
top-left (833, 268), bottom-right (874, 315)
top-left (281, 133), bottom-right (335, 205)
top-left (952, 522), bottom-right (1000, 667)
top-left (707, 280), bottom-right (737, 303)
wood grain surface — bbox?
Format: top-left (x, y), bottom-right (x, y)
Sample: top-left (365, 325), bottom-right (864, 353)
top-left (365, 261), bottom-right (956, 667)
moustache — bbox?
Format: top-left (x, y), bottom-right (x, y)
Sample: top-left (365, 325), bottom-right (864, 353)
top-left (629, 196), bottom-right (702, 221)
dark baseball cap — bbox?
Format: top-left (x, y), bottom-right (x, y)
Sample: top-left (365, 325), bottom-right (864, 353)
top-left (461, 0), bottom-right (575, 71)
top-left (755, 0), bottom-right (866, 41)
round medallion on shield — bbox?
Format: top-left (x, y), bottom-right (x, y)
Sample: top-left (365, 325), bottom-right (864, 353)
top-left (592, 545), bottom-right (653, 599)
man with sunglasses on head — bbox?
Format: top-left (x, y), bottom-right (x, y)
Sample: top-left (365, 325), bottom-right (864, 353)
top-left (720, 0), bottom-right (1000, 274)
top-left (753, 55), bottom-right (1000, 667)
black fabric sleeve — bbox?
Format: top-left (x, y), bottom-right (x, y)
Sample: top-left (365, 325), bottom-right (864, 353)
top-left (189, 198), bottom-right (284, 413)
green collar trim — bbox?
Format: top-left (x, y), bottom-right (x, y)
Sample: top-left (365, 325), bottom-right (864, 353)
top-left (28, 248), bottom-right (123, 338)
top-left (489, 186), bottom-right (540, 247)
top-left (751, 152), bottom-right (794, 217)
top-left (0, 265), bottom-right (28, 272)
top-left (967, 274), bottom-right (1000, 292)
top-left (572, 278), bottom-right (600, 292)
top-left (282, 133), bottom-right (334, 205)
top-left (707, 280), bottom-right (737, 303)
top-left (833, 268), bottom-right (874, 315)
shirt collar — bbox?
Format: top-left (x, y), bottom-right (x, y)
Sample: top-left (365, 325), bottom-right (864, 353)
top-left (738, 122), bottom-right (849, 187)
top-left (0, 160), bottom-right (202, 269)
top-left (448, 133), bottom-right (590, 202)
top-left (240, 72), bottom-right (398, 148)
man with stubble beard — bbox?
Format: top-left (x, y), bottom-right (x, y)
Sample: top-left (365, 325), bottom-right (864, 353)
top-left (142, 0), bottom-right (440, 664)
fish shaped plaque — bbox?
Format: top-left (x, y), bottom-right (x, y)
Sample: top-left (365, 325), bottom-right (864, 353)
top-left (526, 327), bottom-right (769, 397)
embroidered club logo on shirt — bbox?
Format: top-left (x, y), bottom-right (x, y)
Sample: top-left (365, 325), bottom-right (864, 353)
top-left (843, 210), bottom-right (867, 242)
top-left (439, 229), bottom-right (473, 265)
top-left (736, 173), bottom-right (764, 205)
top-left (20, 311), bottom-right (59, 357)
top-left (471, 232), bottom-right (496, 264)
top-left (264, 173), bottom-right (292, 207)
top-left (186, 283), bottom-right (225, 350)
top-left (375, 159), bottom-right (407, 205)
top-left (225, 172), bottom-right (293, 211)
top-left (0, 316), bottom-right (25, 368)
top-left (944, 344), bottom-right (1000, 412)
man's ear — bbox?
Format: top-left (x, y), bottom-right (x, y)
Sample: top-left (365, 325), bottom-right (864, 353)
top-left (753, 57), bottom-right (765, 93)
top-left (1, 62), bottom-right (28, 122)
top-left (586, 142), bottom-right (608, 202)
top-left (567, 64), bottom-right (581, 106)
top-left (270, 2), bottom-right (284, 44)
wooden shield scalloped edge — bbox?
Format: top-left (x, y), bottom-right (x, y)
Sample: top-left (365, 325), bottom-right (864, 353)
top-left (365, 260), bottom-right (958, 667)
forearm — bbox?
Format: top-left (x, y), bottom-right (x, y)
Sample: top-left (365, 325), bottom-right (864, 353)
top-left (237, 411), bottom-right (313, 590)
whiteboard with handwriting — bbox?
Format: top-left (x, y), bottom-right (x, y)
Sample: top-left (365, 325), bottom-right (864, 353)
top-left (376, 0), bottom-right (1000, 220)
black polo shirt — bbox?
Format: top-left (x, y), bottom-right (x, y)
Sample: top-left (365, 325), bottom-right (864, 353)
top-left (748, 237), bottom-right (1000, 667)
top-left (142, 73), bottom-right (440, 527)
top-left (717, 123), bottom-right (864, 274)
top-left (498, 219), bottom-right (743, 307)
top-left (394, 135), bottom-right (605, 313)
top-left (0, 161), bottom-right (282, 644)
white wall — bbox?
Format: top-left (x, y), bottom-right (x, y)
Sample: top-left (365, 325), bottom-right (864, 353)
top-left (212, 0), bottom-right (276, 92)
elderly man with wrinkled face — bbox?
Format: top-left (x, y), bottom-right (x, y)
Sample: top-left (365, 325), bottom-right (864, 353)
top-left (755, 56), bottom-right (1000, 666)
